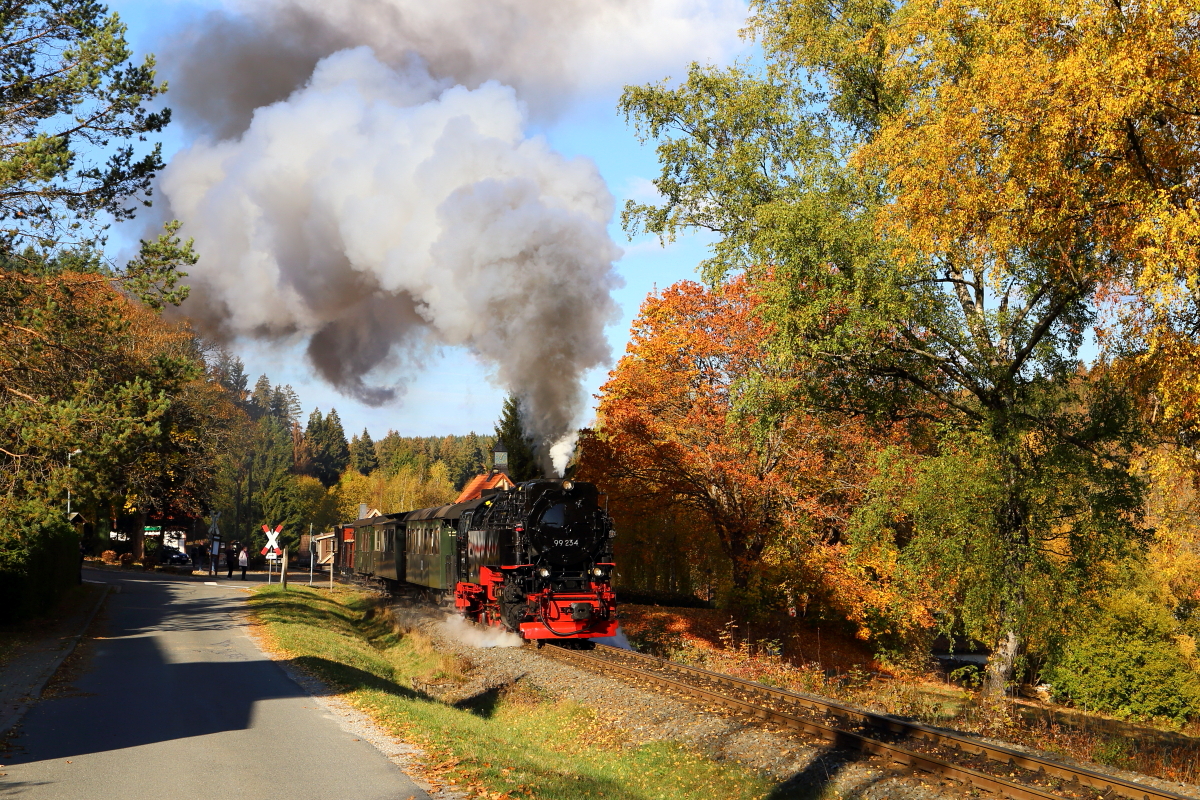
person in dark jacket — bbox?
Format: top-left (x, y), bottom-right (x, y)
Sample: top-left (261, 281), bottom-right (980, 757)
top-left (226, 545), bottom-right (236, 578)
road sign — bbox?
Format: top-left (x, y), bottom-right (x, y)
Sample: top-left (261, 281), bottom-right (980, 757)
top-left (261, 523), bottom-right (283, 556)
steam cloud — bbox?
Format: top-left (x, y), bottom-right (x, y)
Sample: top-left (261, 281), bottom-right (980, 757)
top-left (155, 0), bottom-right (745, 473)
top-left (439, 614), bottom-right (523, 648)
top-left (161, 0), bottom-right (745, 139)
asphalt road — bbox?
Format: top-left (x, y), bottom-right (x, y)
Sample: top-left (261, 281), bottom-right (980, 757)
top-left (1, 569), bottom-right (429, 800)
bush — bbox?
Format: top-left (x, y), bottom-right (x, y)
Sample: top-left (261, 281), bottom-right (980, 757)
top-left (1045, 591), bottom-right (1200, 723)
top-left (101, 549), bottom-right (118, 564)
top-left (119, 552), bottom-right (134, 566)
top-left (0, 509), bottom-right (79, 623)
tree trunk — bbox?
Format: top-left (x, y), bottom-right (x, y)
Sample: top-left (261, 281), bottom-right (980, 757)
top-left (722, 524), bottom-right (767, 618)
top-left (983, 628), bottom-right (1020, 701)
top-left (983, 440), bottom-right (1029, 702)
top-left (724, 528), bottom-right (764, 589)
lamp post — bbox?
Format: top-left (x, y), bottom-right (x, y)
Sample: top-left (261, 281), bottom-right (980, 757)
top-left (66, 448), bottom-right (82, 519)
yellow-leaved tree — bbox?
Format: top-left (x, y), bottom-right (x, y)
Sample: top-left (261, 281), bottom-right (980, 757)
top-left (853, 0), bottom-right (1200, 696)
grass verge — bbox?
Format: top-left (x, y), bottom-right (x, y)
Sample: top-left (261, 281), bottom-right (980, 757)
top-left (248, 585), bottom-right (784, 800)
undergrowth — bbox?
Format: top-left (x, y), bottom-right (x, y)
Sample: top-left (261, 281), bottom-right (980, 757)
top-left (249, 586), bottom-right (786, 800)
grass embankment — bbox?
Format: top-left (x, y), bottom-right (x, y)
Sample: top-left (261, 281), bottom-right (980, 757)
top-left (249, 585), bottom-right (782, 800)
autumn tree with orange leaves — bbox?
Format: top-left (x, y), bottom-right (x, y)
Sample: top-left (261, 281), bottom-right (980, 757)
top-left (579, 277), bottom-right (887, 616)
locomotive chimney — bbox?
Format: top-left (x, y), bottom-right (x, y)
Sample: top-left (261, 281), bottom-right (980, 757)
top-left (492, 441), bottom-right (509, 475)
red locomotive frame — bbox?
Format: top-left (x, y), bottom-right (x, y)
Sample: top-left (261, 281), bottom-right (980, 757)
top-left (454, 565), bottom-right (618, 640)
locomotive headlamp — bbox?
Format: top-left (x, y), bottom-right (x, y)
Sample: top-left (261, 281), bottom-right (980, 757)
top-left (592, 567), bottom-right (605, 577)
top-left (562, 480), bottom-right (574, 491)
top-left (537, 567), bottom-right (551, 578)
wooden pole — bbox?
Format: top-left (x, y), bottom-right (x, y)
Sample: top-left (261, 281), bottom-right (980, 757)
top-left (281, 546), bottom-right (288, 591)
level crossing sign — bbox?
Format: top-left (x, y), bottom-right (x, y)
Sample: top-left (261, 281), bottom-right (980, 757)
top-left (261, 523), bottom-right (283, 557)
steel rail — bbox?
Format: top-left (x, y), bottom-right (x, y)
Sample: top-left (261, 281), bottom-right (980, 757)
top-left (540, 643), bottom-right (1192, 800)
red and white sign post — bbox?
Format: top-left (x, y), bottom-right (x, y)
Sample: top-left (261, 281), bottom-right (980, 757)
top-left (262, 524), bottom-right (283, 583)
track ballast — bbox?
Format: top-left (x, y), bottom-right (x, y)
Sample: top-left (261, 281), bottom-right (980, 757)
top-left (537, 642), bottom-right (1193, 800)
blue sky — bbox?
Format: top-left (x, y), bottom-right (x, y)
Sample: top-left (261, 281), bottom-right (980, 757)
top-left (108, 0), bottom-right (747, 440)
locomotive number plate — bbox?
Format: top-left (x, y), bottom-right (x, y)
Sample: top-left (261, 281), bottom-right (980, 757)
top-left (553, 539), bottom-right (580, 547)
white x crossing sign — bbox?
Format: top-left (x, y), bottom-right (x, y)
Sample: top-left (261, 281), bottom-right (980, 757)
top-left (261, 523), bottom-right (283, 556)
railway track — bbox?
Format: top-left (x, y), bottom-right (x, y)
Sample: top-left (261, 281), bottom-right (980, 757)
top-left (538, 642), bottom-right (1193, 800)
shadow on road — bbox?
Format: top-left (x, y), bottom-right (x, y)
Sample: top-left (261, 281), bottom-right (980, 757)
top-left (3, 573), bottom-right (317, 764)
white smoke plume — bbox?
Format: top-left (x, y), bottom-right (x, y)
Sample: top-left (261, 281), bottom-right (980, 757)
top-left (162, 49), bottom-right (622, 464)
top-left (549, 431), bottom-right (579, 477)
top-left (161, 0), bottom-right (747, 139)
top-left (154, 0), bottom-right (746, 473)
top-left (440, 613), bottom-right (523, 648)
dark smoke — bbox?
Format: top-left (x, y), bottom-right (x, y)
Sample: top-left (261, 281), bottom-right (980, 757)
top-left (152, 0), bottom-right (745, 472)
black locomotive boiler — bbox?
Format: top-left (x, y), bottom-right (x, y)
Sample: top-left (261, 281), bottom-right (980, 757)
top-left (352, 478), bottom-right (617, 641)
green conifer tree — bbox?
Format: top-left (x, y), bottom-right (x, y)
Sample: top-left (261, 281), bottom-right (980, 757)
top-left (306, 408), bottom-right (349, 487)
top-left (351, 427), bottom-right (378, 474)
top-left (494, 395), bottom-right (539, 481)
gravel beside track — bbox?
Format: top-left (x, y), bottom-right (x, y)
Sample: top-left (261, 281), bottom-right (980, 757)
top-left (398, 608), bottom-right (971, 800)
top-left (569, 643), bottom-right (1200, 800)
top-left (395, 608), bottom-right (1200, 800)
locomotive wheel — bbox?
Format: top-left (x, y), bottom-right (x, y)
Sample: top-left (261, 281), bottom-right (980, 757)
top-left (499, 580), bottom-right (526, 632)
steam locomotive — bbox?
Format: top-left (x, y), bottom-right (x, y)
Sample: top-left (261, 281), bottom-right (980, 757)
top-left (351, 478), bottom-right (618, 642)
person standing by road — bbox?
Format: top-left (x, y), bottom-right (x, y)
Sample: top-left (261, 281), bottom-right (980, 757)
top-left (239, 547), bottom-right (249, 580)
top-left (226, 545), bottom-right (236, 578)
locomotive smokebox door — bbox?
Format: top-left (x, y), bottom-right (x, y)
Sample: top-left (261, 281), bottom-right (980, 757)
top-left (569, 602), bottom-right (593, 621)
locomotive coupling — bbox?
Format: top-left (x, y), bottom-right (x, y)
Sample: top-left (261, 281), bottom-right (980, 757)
top-left (569, 602), bottom-right (593, 621)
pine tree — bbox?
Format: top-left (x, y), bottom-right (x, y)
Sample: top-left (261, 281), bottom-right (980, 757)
top-left (450, 431), bottom-right (487, 489)
top-left (350, 427), bottom-right (378, 475)
top-left (494, 395), bottom-right (539, 481)
top-left (291, 421), bottom-right (311, 474)
top-left (269, 384), bottom-right (301, 425)
top-left (324, 409), bottom-right (350, 474)
top-left (303, 408), bottom-right (326, 484)
top-left (250, 374), bottom-right (272, 417)
top-left (212, 351), bottom-right (249, 402)
top-left (307, 407), bottom-right (350, 487)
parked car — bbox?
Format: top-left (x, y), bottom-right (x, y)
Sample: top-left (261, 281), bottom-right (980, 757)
top-left (159, 549), bottom-right (192, 567)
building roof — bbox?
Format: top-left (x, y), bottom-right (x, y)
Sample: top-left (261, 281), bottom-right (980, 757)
top-left (455, 471), bottom-right (515, 503)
